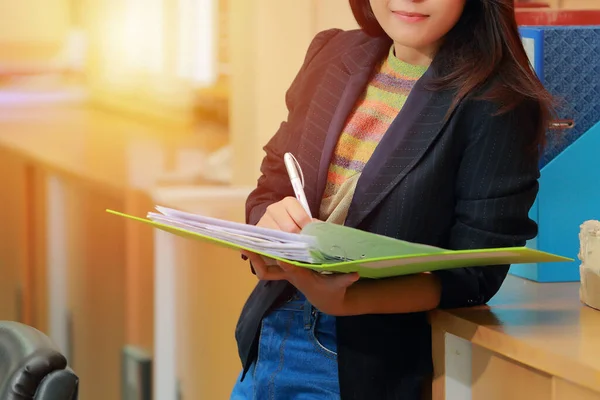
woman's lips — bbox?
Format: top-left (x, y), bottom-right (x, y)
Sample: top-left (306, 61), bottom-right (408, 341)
top-left (392, 11), bottom-right (429, 23)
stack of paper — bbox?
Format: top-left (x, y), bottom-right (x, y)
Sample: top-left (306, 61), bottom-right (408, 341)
top-left (148, 206), bottom-right (322, 263)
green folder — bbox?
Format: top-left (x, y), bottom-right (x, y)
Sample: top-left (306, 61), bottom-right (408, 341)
top-left (107, 209), bottom-right (572, 279)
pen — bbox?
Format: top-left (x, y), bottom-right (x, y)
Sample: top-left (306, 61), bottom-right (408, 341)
top-left (283, 152), bottom-right (313, 218)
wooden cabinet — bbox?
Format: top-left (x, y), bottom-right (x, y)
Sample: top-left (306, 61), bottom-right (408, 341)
top-left (554, 379), bottom-right (600, 400)
top-left (0, 147), bottom-right (28, 323)
top-left (430, 276), bottom-right (600, 400)
top-left (65, 181), bottom-right (126, 400)
top-left (469, 345), bottom-right (600, 400)
top-left (150, 188), bottom-right (256, 400)
top-left (471, 345), bottom-right (553, 400)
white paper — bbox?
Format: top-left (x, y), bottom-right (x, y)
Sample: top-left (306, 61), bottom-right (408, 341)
top-left (148, 206), bottom-right (321, 263)
top-left (154, 206), bottom-right (313, 244)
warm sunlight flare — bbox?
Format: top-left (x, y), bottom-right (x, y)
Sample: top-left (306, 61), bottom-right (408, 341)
top-left (1, 1), bottom-right (600, 400)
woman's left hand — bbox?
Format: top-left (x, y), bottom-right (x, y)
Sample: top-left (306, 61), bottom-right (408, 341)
top-left (242, 251), bottom-right (360, 316)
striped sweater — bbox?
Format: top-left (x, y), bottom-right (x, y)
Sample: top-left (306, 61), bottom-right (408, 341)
top-left (319, 46), bottom-right (428, 224)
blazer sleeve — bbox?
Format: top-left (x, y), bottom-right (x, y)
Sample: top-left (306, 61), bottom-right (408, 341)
top-left (432, 100), bottom-right (541, 309)
top-left (245, 28), bottom-right (341, 225)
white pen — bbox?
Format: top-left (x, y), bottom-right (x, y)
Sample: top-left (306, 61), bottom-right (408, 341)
top-left (283, 152), bottom-right (313, 219)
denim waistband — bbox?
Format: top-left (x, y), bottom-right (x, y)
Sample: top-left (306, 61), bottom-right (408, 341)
top-left (277, 290), bottom-right (307, 312)
top-left (271, 290), bottom-right (332, 332)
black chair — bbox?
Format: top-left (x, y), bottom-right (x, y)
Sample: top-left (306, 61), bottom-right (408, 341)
top-left (0, 321), bottom-right (78, 399)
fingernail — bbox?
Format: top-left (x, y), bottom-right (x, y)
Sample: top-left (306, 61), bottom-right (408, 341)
top-left (241, 254), bottom-right (248, 261)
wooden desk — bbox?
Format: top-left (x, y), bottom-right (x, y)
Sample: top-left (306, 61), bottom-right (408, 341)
top-left (430, 275), bottom-right (600, 400)
top-left (0, 102), bottom-right (227, 400)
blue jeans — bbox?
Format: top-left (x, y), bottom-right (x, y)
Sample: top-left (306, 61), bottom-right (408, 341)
top-left (230, 291), bottom-right (340, 399)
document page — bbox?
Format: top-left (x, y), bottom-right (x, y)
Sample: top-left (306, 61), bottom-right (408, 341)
top-left (148, 206), bottom-right (321, 263)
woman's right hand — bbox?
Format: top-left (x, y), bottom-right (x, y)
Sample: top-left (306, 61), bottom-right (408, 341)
top-left (242, 196), bottom-right (313, 279)
top-left (256, 196), bottom-right (313, 233)
top-left (244, 196), bottom-right (325, 282)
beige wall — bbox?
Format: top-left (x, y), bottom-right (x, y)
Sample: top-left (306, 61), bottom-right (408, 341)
top-left (229, 0), bottom-right (314, 186)
top-left (314, 0), bottom-right (359, 32)
top-left (560, 0), bottom-right (600, 8)
top-left (229, 0), bottom-right (358, 186)
top-left (0, 0), bottom-right (70, 44)
top-left (0, 0), bottom-right (70, 62)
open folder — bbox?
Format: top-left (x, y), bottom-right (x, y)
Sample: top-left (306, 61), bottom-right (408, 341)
top-left (107, 206), bottom-right (572, 279)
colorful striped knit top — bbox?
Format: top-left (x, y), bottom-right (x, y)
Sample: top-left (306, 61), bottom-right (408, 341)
top-left (319, 46), bottom-right (428, 224)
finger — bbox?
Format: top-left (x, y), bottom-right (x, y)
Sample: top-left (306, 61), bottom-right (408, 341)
top-left (264, 203), bottom-right (301, 233)
top-left (328, 272), bottom-right (360, 288)
top-left (245, 252), bottom-right (268, 269)
top-left (257, 265), bottom-right (287, 281)
top-left (278, 262), bottom-right (315, 278)
top-left (240, 250), bottom-right (259, 262)
top-left (247, 252), bottom-right (286, 280)
top-left (277, 261), bottom-right (297, 273)
top-left (270, 210), bottom-right (301, 233)
top-left (256, 213), bottom-right (280, 230)
top-left (278, 262), bottom-right (319, 288)
top-left (282, 197), bottom-right (313, 229)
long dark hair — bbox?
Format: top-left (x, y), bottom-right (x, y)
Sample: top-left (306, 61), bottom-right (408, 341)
top-left (349, 0), bottom-right (555, 152)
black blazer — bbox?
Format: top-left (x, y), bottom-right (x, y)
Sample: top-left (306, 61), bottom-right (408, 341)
top-left (235, 29), bottom-right (540, 399)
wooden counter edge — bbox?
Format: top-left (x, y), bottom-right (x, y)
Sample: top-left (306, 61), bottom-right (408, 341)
top-left (428, 308), bottom-right (600, 394)
top-left (0, 140), bottom-right (125, 197)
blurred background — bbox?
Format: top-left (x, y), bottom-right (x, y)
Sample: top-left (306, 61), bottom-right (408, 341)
top-left (0, 0), bottom-right (597, 399)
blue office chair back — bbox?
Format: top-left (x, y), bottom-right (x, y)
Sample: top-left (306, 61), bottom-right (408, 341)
top-left (0, 321), bottom-right (78, 400)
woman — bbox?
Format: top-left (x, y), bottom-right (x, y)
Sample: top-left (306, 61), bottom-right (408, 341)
top-left (231, 0), bottom-right (554, 399)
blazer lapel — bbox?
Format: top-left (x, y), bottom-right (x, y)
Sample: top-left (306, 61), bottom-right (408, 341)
top-left (297, 36), bottom-right (391, 215)
top-left (344, 70), bottom-right (458, 228)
